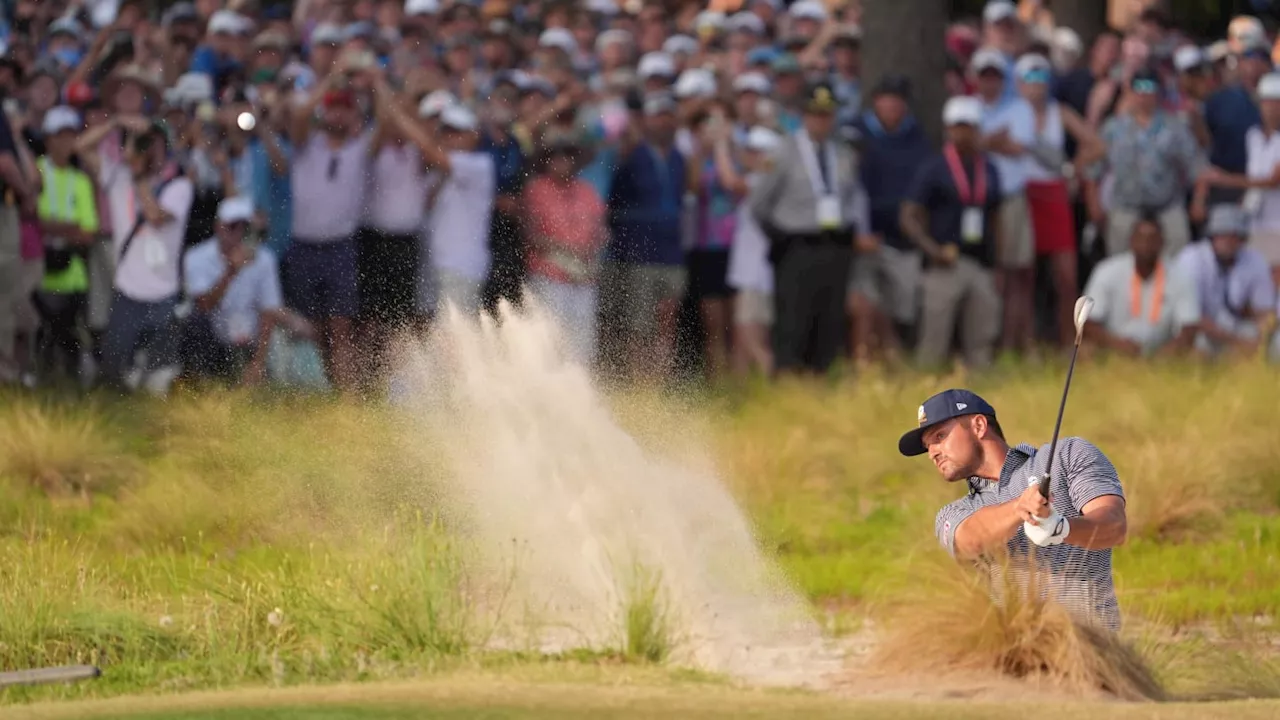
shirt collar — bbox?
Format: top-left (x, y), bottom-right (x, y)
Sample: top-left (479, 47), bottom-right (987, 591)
top-left (967, 443), bottom-right (1036, 495)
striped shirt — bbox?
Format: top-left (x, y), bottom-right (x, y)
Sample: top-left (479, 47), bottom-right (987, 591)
top-left (935, 437), bottom-right (1125, 631)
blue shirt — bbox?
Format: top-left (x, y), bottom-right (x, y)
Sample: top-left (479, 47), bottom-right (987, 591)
top-left (853, 112), bottom-right (934, 248)
top-left (189, 45), bottom-right (242, 93)
top-left (1204, 86), bottom-right (1260, 175)
top-left (249, 137), bottom-right (293, 257)
top-left (607, 143), bottom-right (686, 266)
top-left (906, 150), bottom-right (1004, 268)
top-left (481, 130), bottom-right (526, 199)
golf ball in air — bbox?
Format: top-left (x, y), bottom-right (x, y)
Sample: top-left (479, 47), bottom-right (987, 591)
top-left (237, 112), bottom-right (256, 132)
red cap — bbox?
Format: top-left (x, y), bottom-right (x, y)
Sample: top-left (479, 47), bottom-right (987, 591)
top-left (65, 81), bottom-right (95, 106)
top-left (322, 89), bottom-right (356, 108)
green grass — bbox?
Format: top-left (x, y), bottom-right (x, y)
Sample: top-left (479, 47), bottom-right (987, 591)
top-left (2, 358), bottom-right (1280, 708)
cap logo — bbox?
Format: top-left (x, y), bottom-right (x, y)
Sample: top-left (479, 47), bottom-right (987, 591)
top-left (956, 402), bottom-right (967, 411)
top-left (917, 405), bottom-right (927, 426)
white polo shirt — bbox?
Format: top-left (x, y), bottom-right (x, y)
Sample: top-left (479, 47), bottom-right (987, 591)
top-left (365, 144), bottom-right (429, 235)
top-left (102, 160), bottom-right (195, 303)
top-left (1245, 125), bottom-right (1280, 233)
top-left (428, 151), bottom-right (495, 281)
top-left (290, 130), bottom-right (374, 241)
top-left (183, 238), bottom-right (284, 345)
top-left (980, 95), bottom-right (1038, 196)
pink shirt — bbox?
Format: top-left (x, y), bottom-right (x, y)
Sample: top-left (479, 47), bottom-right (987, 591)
top-left (522, 176), bottom-right (606, 285)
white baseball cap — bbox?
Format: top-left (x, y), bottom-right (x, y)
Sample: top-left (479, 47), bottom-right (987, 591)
top-left (674, 68), bottom-right (717, 99)
top-left (662, 35), bottom-right (698, 57)
top-left (440, 104), bottom-right (478, 132)
top-left (208, 9), bottom-right (251, 36)
top-left (732, 72), bottom-right (771, 95)
top-left (405, 0), bottom-right (440, 16)
top-left (596, 29), bottom-right (632, 53)
top-left (638, 52), bottom-right (676, 80)
top-left (788, 0), bottom-right (827, 22)
top-left (1052, 27), bottom-right (1082, 56)
top-left (982, 0), bottom-right (1017, 25)
top-left (695, 11), bottom-right (727, 34)
top-left (585, 0), bottom-right (619, 15)
top-left (1174, 45), bottom-right (1208, 73)
top-left (311, 23), bottom-right (343, 45)
top-left (538, 28), bottom-right (577, 55)
top-left (418, 89), bottom-right (457, 119)
top-left (943, 95), bottom-right (984, 126)
top-left (970, 47), bottom-right (1007, 74)
top-left (1013, 53), bottom-right (1051, 78)
top-left (1229, 15), bottom-right (1266, 52)
top-left (41, 106), bottom-right (81, 136)
top-left (1258, 72), bottom-right (1280, 100)
top-left (728, 12), bottom-right (765, 36)
top-left (217, 196), bottom-right (256, 224)
top-left (745, 125), bottom-right (781, 152)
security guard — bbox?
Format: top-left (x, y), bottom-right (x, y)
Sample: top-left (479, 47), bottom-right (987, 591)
top-left (749, 82), bottom-right (874, 375)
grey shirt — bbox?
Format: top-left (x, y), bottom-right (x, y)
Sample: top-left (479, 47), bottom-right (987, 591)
top-left (935, 438), bottom-right (1126, 631)
top-left (749, 129), bottom-right (869, 237)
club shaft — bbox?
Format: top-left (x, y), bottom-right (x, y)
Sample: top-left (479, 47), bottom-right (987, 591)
top-left (0, 664), bottom-right (100, 687)
top-left (1040, 342), bottom-right (1081, 498)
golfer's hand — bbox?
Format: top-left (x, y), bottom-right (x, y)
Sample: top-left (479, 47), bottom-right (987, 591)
top-left (1013, 481), bottom-right (1051, 524)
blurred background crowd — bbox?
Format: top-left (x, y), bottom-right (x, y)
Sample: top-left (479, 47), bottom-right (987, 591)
top-left (1, 0), bottom-right (1279, 398)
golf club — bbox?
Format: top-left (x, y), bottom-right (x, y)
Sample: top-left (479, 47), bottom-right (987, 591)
top-left (0, 664), bottom-right (100, 688)
top-left (1039, 296), bottom-right (1095, 500)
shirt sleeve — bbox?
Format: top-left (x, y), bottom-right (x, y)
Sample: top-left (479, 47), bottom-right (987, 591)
top-left (935, 496), bottom-right (980, 557)
top-left (1169, 264), bottom-right (1202, 328)
top-left (183, 245), bottom-right (219, 297)
top-left (73, 174), bottom-right (100, 234)
top-left (1249, 254), bottom-right (1278, 313)
top-left (905, 158), bottom-right (936, 206)
top-left (1084, 258), bottom-right (1114, 322)
top-left (1173, 118), bottom-right (1207, 180)
top-left (1059, 437), bottom-right (1125, 512)
top-left (258, 250), bottom-right (283, 312)
top-left (157, 178), bottom-right (195, 232)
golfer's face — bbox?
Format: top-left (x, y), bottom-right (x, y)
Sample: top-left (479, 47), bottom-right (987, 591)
top-left (923, 418), bottom-right (980, 482)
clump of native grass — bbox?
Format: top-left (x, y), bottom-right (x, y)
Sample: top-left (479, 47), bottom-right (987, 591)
top-left (617, 563), bottom-right (677, 664)
top-left (0, 400), bottom-right (138, 498)
top-left (872, 552), bottom-right (1166, 701)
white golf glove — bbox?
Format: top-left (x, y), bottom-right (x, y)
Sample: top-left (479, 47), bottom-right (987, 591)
top-left (1024, 476), bottom-right (1070, 547)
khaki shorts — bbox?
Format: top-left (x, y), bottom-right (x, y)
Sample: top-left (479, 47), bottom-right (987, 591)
top-left (599, 261), bottom-right (687, 337)
top-left (848, 244), bottom-right (922, 325)
top-left (734, 289), bottom-right (774, 327)
top-left (999, 192), bottom-right (1034, 270)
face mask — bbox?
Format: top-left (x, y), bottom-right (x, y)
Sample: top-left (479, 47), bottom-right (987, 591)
top-left (53, 47), bottom-right (83, 69)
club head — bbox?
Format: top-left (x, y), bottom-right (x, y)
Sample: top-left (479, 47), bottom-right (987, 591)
top-left (1073, 296), bottom-right (1095, 342)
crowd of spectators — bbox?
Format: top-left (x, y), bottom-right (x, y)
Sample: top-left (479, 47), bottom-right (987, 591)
top-left (0, 0), bottom-right (1278, 398)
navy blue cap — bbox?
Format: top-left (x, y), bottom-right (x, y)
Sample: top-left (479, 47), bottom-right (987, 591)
top-left (897, 389), bottom-right (998, 457)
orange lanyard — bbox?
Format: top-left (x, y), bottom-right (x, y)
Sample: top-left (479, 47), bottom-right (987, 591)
top-left (1130, 263), bottom-right (1164, 323)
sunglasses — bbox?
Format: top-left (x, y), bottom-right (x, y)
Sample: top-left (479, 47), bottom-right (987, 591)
top-left (1021, 69), bottom-right (1051, 84)
top-left (1132, 79), bottom-right (1159, 94)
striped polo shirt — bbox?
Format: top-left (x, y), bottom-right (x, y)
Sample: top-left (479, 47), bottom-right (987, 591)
top-left (935, 437), bottom-right (1125, 631)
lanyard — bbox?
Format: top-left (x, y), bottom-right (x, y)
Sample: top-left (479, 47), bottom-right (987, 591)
top-left (1130, 262), bottom-right (1165, 323)
top-left (943, 144), bottom-right (987, 206)
top-left (797, 128), bottom-right (838, 197)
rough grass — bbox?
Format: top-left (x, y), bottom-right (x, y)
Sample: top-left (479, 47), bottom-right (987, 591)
top-left (0, 358), bottom-right (1279, 704)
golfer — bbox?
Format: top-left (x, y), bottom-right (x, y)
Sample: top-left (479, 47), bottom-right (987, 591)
top-left (898, 389), bottom-right (1129, 631)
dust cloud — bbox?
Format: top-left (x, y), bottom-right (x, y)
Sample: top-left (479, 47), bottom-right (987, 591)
top-left (389, 300), bottom-right (845, 688)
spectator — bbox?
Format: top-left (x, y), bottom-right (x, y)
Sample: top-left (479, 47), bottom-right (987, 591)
top-left (284, 55), bottom-right (379, 393)
top-left (190, 9), bottom-right (253, 94)
top-left (1093, 68), bottom-right (1206, 258)
top-left (849, 74), bottom-right (933, 359)
top-left (522, 134), bottom-right (608, 367)
top-left (33, 107), bottom-right (98, 383)
top-left (980, 0), bottom-right (1026, 101)
top-left (426, 104), bottom-right (496, 318)
top-left (1203, 39), bottom-right (1268, 204)
top-left (602, 93), bottom-right (686, 384)
top-left (901, 96), bottom-right (1003, 370)
top-left (727, 125), bottom-right (781, 378)
top-left (181, 196), bottom-right (283, 386)
top-left (972, 47), bottom-right (1036, 354)
top-left (1175, 205), bottom-right (1278, 360)
top-left (749, 82), bottom-right (871, 376)
top-left (96, 121), bottom-right (195, 395)
top-left (1055, 29), bottom-right (1116, 123)
top-left (1172, 45), bottom-right (1214, 150)
top-left (0, 67), bottom-right (38, 384)
top-left (1083, 213), bottom-right (1199, 358)
top-left (687, 102), bottom-right (747, 380)
top-left (1015, 53), bottom-right (1104, 348)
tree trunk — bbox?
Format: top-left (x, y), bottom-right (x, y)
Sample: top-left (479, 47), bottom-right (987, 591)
top-left (861, 0), bottom-right (950, 146)
top-left (1056, 0), bottom-right (1112, 47)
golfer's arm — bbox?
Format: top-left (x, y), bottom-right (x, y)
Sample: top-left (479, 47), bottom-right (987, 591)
top-left (1065, 495), bottom-right (1127, 550)
top-left (952, 502), bottom-right (1023, 559)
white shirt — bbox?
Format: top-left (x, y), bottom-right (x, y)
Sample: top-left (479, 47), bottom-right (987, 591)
top-left (365, 144), bottom-right (429, 235)
top-left (727, 174), bottom-right (772, 294)
top-left (291, 130), bottom-right (374, 241)
top-left (102, 160), bottom-right (195, 303)
top-left (183, 239), bottom-right (283, 345)
top-left (429, 151), bottom-right (495, 280)
top-left (1021, 101), bottom-right (1065, 184)
top-left (1084, 252), bottom-right (1201, 355)
top-left (980, 95), bottom-right (1038, 195)
top-left (1245, 126), bottom-right (1280, 232)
